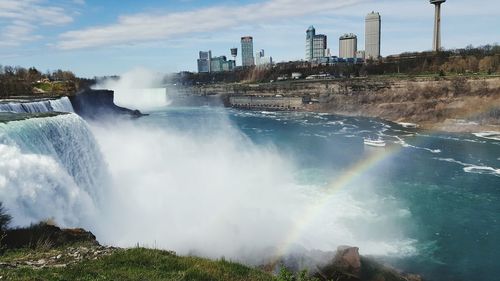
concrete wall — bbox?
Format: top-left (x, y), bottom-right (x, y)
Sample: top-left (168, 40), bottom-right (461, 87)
top-left (229, 96), bottom-right (304, 110)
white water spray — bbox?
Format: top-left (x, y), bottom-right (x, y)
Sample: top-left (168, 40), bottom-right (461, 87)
top-left (93, 68), bottom-right (171, 110)
top-left (86, 112), bottom-right (416, 263)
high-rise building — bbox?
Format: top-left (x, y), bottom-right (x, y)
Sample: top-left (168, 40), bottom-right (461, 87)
top-left (210, 55), bottom-right (235, 72)
top-left (365, 12), bottom-right (381, 60)
top-left (305, 26), bottom-right (327, 61)
top-left (241, 36), bottom-right (255, 67)
top-left (339, 34), bottom-right (357, 59)
top-left (197, 51), bottom-right (212, 73)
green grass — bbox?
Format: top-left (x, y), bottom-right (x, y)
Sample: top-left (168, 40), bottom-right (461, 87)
top-left (33, 82), bottom-right (53, 92)
top-left (0, 248), bottom-right (276, 281)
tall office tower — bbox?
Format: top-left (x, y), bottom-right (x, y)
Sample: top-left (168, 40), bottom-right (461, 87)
top-left (306, 26), bottom-right (327, 61)
top-left (339, 34), bottom-right (357, 59)
top-left (197, 50), bottom-right (211, 73)
top-left (365, 11), bottom-right (381, 60)
top-left (241, 36), bottom-right (255, 67)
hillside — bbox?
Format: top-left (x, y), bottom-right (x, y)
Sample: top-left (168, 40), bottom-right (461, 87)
top-left (186, 75), bottom-right (500, 132)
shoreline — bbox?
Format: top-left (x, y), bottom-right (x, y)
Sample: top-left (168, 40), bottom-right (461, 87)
top-left (238, 105), bottom-right (500, 134)
top-left (300, 107), bottom-right (500, 133)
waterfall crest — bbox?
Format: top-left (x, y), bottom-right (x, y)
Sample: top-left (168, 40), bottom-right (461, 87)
top-left (0, 97), bottom-right (74, 113)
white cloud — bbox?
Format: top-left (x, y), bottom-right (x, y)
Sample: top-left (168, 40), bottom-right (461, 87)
top-left (0, 0), bottom-right (74, 47)
top-left (0, 21), bottom-right (42, 47)
top-left (57, 0), bottom-right (367, 50)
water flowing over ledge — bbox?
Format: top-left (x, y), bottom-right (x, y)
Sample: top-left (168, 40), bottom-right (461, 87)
top-left (0, 97), bottom-right (74, 114)
top-left (0, 113), bottom-right (109, 227)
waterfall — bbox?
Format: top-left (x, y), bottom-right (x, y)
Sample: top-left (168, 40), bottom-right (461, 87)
top-left (0, 113), bottom-right (109, 227)
top-left (0, 96), bottom-right (74, 113)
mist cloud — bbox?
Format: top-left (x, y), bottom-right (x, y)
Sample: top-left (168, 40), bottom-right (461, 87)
top-left (93, 68), bottom-right (171, 110)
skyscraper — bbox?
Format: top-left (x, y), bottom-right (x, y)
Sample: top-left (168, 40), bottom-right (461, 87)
top-left (197, 50), bottom-right (211, 73)
top-left (241, 36), bottom-right (255, 67)
top-left (305, 26), bottom-right (327, 61)
top-left (339, 34), bottom-right (357, 59)
top-left (365, 12), bottom-right (381, 60)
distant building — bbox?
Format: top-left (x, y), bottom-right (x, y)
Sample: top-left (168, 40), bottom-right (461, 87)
top-left (339, 34), bottom-right (357, 59)
top-left (365, 12), bottom-right (381, 60)
top-left (241, 36), bottom-right (255, 67)
top-left (356, 50), bottom-right (366, 60)
top-left (255, 49), bottom-right (272, 67)
top-left (306, 26), bottom-right (327, 61)
top-left (210, 55), bottom-right (235, 72)
top-left (230, 48), bottom-right (238, 65)
top-left (197, 51), bottom-right (212, 73)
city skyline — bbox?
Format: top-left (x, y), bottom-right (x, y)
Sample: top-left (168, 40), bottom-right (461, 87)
top-left (0, 0), bottom-right (498, 77)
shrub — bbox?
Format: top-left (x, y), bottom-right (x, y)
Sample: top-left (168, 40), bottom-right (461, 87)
top-left (0, 202), bottom-right (12, 252)
top-left (0, 202), bottom-right (12, 231)
top-left (277, 267), bottom-right (320, 281)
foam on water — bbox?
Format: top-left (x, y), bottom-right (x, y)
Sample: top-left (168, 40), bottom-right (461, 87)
top-left (434, 157), bottom-right (500, 177)
top-left (473, 131), bottom-right (500, 141)
top-left (394, 136), bottom-right (441, 154)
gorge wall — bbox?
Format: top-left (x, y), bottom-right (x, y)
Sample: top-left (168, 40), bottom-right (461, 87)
top-left (185, 76), bottom-right (500, 131)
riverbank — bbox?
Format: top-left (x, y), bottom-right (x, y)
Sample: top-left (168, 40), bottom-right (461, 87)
top-left (183, 75), bottom-right (500, 133)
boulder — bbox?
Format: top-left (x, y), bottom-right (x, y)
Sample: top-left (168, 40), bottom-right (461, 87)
top-left (2, 223), bottom-right (98, 250)
top-left (334, 246), bottom-right (362, 274)
top-left (314, 246), bottom-right (362, 281)
top-left (314, 246), bottom-right (422, 281)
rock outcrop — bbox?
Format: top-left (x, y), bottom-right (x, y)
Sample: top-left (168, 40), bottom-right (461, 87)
top-left (314, 246), bottom-right (422, 281)
top-left (2, 223), bottom-right (98, 250)
top-left (69, 89), bottom-right (146, 119)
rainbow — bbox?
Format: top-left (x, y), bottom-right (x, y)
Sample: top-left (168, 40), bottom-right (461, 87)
top-left (273, 143), bottom-right (404, 260)
top-left (271, 99), bottom-right (497, 261)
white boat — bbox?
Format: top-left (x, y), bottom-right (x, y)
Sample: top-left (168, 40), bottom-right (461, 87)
top-left (364, 138), bottom-right (386, 147)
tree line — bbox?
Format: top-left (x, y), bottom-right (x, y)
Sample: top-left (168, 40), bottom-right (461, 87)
top-left (0, 65), bottom-right (78, 97)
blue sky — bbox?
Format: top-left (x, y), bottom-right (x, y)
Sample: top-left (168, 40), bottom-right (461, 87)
top-left (0, 0), bottom-right (499, 78)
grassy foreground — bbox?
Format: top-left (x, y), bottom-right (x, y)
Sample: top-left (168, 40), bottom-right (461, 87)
top-left (0, 247), bottom-right (275, 281)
